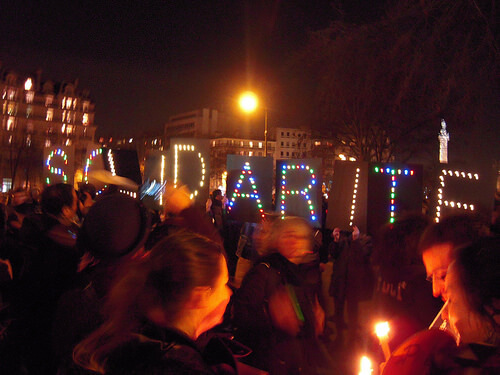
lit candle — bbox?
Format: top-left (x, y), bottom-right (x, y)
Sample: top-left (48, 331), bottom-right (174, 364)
top-left (375, 321), bottom-right (391, 361)
top-left (358, 355), bottom-right (373, 375)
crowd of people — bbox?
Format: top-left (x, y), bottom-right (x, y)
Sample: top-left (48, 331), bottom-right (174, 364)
top-left (0, 183), bottom-right (498, 374)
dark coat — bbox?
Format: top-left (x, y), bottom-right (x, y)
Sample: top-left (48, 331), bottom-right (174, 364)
top-left (232, 252), bottom-right (331, 375)
top-left (329, 234), bottom-right (374, 302)
top-left (105, 327), bottom-right (237, 375)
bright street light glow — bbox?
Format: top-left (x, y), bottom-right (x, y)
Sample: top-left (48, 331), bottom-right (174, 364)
top-left (239, 91), bottom-right (258, 113)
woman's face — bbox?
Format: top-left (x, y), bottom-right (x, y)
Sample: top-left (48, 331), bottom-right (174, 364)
top-left (198, 255), bottom-right (232, 335)
top-left (277, 224), bottom-right (312, 264)
top-left (445, 262), bottom-right (486, 344)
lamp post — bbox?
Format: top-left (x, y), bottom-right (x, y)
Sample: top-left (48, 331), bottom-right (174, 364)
top-left (238, 91), bottom-right (268, 156)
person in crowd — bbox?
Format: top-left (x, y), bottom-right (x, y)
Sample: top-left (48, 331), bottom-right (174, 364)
top-left (232, 216), bottom-right (332, 374)
top-left (233, 212), bottom-right (279, 288)
top-left (6, 187), bottom-right (34, 240)
top-left (382, 236), bottom-right (500, 374)
top-left (4, 183), bottom-right (81, 374)
top-left (53, 192), bottom-right (152, 371)
top-left (72, 230), bottom-right (233, 374)
top-left (76, 182), bottom-right (97, 218)
top-left (419, 213), bottom-right (490, 301)
top-left (209, 189), bottom-right (225, 233)
top-left (328, 225), bottom-right (374, 342)
top-left (146, 184), bottom-right (223, 249)
top-left (371, 213), bottom-right (441, 351)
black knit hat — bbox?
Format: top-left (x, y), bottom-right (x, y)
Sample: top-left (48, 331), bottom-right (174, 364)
top-left (78, 193), bottom-right (151, 259)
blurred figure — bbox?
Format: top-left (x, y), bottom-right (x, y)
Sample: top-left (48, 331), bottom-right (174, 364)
top-left (77, 182), bottom-right (97, 218)
top-left (233, 212), bottom-right (280, 288)
top-left (146, 184), bottom-right (222, 250)
top-left (209, 189), bottom-right (225, 233)
top-left (372, 213), bottom-right (441, 351)
top-left (232, 217), bottom-right (332, 374)
top-left (72, 231), bottom-right (234, 374)
top-left (6, 187), bottom-right (33, 240)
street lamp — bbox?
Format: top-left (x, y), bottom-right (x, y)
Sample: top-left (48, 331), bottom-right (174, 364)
top-left (238, 91), bottom-right (268, 156)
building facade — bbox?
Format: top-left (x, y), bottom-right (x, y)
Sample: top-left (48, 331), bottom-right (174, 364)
top-left (1, 67), bottom-right (96, 190)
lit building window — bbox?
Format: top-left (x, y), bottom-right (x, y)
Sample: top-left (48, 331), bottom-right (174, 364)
top-left (26, 91), bottom-right (34, 103)
top-left (62, 110), bottom-right (67, 122)
top-left (249, 141), bottom-right (253, 147)
top-left (45, 139), bottom-right (51, 147)
top-left (259, 142), bottom-right (263, 148)
top-left (26, 105), bottom-right (32, 118)
top-left (46, 108), bottom-right (53, 121)
top-left (6, 117), bottom-right (15, 131)
top-left (7, 103), bottom-right (15, 115)
top-left (82, 113), bottom-right (89, 125)
top-left (8, 89), bottom-right (16, 100)
top-left (249, 151), bottom-right (253, 156)
top-left (72, 98), bottom-right (77, 109)
top-left (26, 134), bottom-right (32, 147)
top-left (65, 138), bottom-right (72, 146)
top-left (61, 97), bottom-right (66, 109)
top-left (24, 78), bottom-right (33, 91)
top-left (45, 95), bottom-right (53, 107)
top-left (66, 98), bottom-right (72, 109)
top-left (2, 178), bottom-right (12, 193)
top-left (61, 124), bottom-right (66, 133)
top-left (8, 135), bottom-right (12, 144)
top-left (66, 125), bottom-right (74, 135)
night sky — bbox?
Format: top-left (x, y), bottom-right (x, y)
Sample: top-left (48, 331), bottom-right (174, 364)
top-left (1, 0), bottom-right (385, 137)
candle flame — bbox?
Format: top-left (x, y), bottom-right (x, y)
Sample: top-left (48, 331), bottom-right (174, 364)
top-left (375, 321), bottom-right (390, 338)
top-left (359, 356), bottom-right (373, 375)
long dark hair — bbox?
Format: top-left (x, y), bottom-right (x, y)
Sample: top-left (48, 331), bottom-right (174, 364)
top-left (73, 230), bottom-right (225, 373)
top-left (453, 236), bottom-right (500, 345)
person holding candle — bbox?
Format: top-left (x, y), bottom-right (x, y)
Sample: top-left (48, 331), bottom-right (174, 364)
top-left (382, 236), bottom-right (500, 374)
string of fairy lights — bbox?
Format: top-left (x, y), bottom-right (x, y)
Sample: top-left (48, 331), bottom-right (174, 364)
top-left (373, 166), bottom-right (415, 224)
top-left (435, 169), bottom-right (478, 222)
top-left (173, 144), bottom-right (206, 199)
top-left (279, 163), bottom-right (317, 222)
top-left (45, 148), bottom-right (69, 184)
top-left (227, 162), bottom-right (265, 218)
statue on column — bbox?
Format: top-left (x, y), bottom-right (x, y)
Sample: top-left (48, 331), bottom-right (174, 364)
top-left (438, 119), bottom-right (449, 164)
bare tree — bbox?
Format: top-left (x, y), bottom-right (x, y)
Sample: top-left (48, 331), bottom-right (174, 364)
top-left (296, 0), bottom-right (499, 163)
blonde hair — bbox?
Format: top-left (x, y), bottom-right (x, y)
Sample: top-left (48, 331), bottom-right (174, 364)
top-left (263, 216), bottom-right (313, 255)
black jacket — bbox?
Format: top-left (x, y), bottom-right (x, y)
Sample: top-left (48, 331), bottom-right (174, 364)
top-left (105, 326), bottom-right (238, 374)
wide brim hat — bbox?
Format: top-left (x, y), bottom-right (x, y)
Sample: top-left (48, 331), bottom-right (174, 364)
top-left (78, 193), bottom-right (151, 259)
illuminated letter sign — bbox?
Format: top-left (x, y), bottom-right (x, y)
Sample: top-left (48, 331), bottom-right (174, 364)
top-left (368, 164), bottom-right (422, 234)
top-left (227, 162), bottom-right (264, 218)
top-left (276, 159), bottom-right (322, 225)
top-left (43, 146), bottom-right (75, 185)
top-left (84, 148), bottom-right (103, 182)
top-left (326, 161), bottom-right (368, 233)
top-left (45, 148), bottom-right (69, 184)
top-left (167, 138), bottom-right (210, 203)
top-left (432, 166), bottom-right (496, 222)
top-left (226, 155), bottom-right (273, 223)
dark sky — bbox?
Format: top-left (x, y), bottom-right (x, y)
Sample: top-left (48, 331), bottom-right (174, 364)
top-left (0, 1), bottom-right (387, 137)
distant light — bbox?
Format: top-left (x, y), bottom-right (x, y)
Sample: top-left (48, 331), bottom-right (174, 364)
top-left (24, 78), bottom-right (33, 91)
